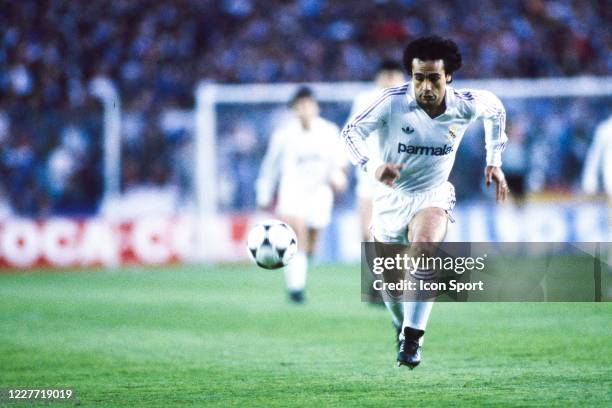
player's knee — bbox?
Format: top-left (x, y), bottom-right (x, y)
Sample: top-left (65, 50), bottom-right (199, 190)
top-left (410, 226), bottom-right (447, 257)
top-left (412, 231), bottom-right (442, 243)
top-left (410, 240), bottom-right (438, 258)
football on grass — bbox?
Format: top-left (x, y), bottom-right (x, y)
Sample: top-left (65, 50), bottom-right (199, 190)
top-left (246, 220), bottom-right (297, 269)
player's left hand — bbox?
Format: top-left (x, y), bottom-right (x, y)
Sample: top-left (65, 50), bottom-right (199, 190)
top-left (485, 166), bottom-right (509, 203)
top-left (375, 163), bottom-right (404, 187)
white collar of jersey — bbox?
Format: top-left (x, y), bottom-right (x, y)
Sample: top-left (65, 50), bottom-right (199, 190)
top-left (444, 85), bottom-right (457, 112)
top-left (407, 83), bottom-right (457, 116)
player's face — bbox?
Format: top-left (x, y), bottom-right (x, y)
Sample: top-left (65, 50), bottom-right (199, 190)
top-left (411, 59), bottom-right (450, 109)
top-left (293, 97), bottom-right (320, 123)
top-left (376, 70), bottom-right (405, 88)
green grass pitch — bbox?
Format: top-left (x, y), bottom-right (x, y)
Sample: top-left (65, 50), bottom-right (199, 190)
top-left (0, 263), bottom-right (610, 407)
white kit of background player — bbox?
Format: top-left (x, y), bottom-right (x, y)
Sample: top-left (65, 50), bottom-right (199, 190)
top-left (582, 114), bottom-right (612, 198)
top-left (341, 36), bottom-right (508, 368)
top-left (256, 87), bottom-right (347, 303)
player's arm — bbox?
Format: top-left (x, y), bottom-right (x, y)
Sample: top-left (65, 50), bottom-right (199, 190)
top-left (340, 90), bottom-right (398, 185)
top-left (255, 129), bottom-right (285, 209)
top-left (581, 123), bottom-right (605, 195)
top-left (471, 90), bottom-right (509, 202)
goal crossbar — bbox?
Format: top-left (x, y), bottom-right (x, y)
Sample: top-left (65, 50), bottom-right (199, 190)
top-left (199, 76), bottom-right (612, 104)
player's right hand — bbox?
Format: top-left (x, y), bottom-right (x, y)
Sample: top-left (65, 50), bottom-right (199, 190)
top-left (484, 166), bottom-right (509, 203)
top-left (375, 163), bottom-right (403, 187)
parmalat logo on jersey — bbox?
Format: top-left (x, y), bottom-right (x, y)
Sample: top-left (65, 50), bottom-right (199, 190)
top-left (397, 143), bottom-right (454, 156)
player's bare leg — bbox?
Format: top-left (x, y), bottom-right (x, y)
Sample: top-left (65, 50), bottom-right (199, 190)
top-left (397, 207), bottom-right (449, 368)
top-left (282, 216), bottom-right (309, 303)
top-left (407, 208), bottom-right (448, 246)
top-left (305, 227), bottom-right (320, 258)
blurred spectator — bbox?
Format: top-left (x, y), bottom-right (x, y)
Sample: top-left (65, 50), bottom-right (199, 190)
top-left (1, 0), bottom-right (609, 105)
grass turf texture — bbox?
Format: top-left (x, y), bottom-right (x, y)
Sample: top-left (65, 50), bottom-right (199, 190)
top-left (0, 264), bottom-right (610, 407)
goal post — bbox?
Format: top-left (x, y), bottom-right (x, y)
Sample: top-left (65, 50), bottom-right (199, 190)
top-left (90, 76), bottom-right (122, 204)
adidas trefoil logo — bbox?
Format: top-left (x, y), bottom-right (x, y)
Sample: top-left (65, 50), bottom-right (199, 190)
top-left (402, 125), bottom-right (415, 134)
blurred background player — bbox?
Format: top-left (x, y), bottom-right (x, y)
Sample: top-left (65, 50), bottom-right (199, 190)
top-left (582, 114), bottom-right (612, 200)
top-left (348, 61), bottom-right (406, 304)
top-left (581, 114), bottom-right (612, 257)
top-left (341, 36), bottom-right (509, 368)
top-left (256, 87), bottom-right (348, 303)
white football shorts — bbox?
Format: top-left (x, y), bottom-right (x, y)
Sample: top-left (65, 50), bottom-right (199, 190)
top-left (277, 185), bottom-right (334, 229)
top-left (370, 181), bottom-right (456, 244)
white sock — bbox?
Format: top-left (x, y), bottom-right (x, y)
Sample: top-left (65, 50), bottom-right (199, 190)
top-left (402, 301), bottom-right (433, 332)
top-left (284, 251), bottom-right (307, 292)
top-left (384, 300), bottom-right (403, 329)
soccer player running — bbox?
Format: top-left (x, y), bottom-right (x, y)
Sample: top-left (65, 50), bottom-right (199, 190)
top-left (256, 87), bottom-right (348, 303)
top-left (341, 36), bottom-right (509, 368)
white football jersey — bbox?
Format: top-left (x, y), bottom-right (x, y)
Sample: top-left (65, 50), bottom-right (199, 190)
top-left (582, 114), bottom-right (612, 196)
top-left (341, 83), bottom-right (507, 193)
top-left (256, 116), bottom-right (344, 207)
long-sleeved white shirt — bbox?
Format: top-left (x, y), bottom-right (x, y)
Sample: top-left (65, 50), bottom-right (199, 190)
top-left (582, 115), bottom-right (612, 196)
top-left (256, 116), bottom-right (344, 207)
top-left (341, 82), bottom-right (507, 193)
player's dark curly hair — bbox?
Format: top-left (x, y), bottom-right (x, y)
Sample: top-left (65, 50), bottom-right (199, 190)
top-left (290, 86), bottom-right (315, 106)
top-left (402, 36), bottom-right (462, 80)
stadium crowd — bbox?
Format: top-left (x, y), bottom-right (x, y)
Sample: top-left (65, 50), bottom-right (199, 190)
top-left (0, 0), bottom-right (610, 215)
